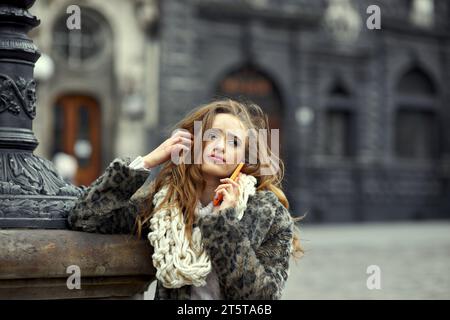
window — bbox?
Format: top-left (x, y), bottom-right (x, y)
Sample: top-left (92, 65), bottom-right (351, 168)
top-left (325, 110), bottom-right (353, 157)
top-left (397, 67), bottom-right (435, 95)
top-left (215, 65), bottom-right (284, 155)
top-left (52, 8), bottom-right (111, 68)
top-left (395, 110), bottom-right (439, 159)
top-left (395, 66), bottom-right (439, 159)
top-left (324, 82), bottom-right (354, 158)
top-left (216, 65), bottom-right (282, 117)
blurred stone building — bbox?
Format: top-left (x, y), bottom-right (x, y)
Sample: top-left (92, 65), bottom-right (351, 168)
top-left (30, 0), bottom-right (159, 187)
top-left (30, 0), bottom-right (450, 222)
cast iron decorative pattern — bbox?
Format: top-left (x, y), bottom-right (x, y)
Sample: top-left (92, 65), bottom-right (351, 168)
top-left (0, 152), bottom-right (83, 196)
top-left (0, 74), bottom-right (36, 119)
top-left (0, 152), bottom-right (82, 225)
top-left (0, 198), bottom-right (77, 219)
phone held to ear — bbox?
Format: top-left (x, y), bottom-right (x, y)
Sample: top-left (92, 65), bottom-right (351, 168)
top-left (213, 163), bottom-right (244, 207)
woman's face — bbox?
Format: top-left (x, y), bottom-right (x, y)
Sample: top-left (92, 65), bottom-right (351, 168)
top-left (200, 113), bottom-right (247, 178)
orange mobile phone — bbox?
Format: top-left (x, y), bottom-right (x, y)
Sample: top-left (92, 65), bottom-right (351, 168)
top-left (213, 162), bottom-right (244, 206)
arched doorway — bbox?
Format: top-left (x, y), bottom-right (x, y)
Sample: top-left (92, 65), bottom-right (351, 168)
top-left (52, 95), bottom-right (101, 186)
top-left (394, 66), bottom-right (439, 159)
top-left (324, 81), bottom-right (355, 158)
top-left (215, 65), bottom-right (285, 157)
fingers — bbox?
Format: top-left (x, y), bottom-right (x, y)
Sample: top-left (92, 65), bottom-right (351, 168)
top-left (171, 130), bottom-right (193, 142)
top-left (215, 180), bottom-right (240, 197)
top-left (170, 136), bottom-right (192, 146)
top-left (168, 132), bottom-right (193, 158)
top-left (167, 137), bottom-right (192, 158)
top-left (171, 143), bottom-right (190, 153)
top-left (220, 177), bottom-right (239, 188)
top-left (180, 136), bottom-right (192, 147)
top-left (216, 188), bottom-right (231, 201)
top-left (215, 183), bottom-right (232, 193)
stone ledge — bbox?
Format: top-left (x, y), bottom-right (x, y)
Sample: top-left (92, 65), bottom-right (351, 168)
top-left (0, 229), bottom-right (155, 299)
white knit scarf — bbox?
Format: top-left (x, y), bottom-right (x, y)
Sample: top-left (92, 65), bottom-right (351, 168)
top-left (147, 173), bottom-right (257, 289)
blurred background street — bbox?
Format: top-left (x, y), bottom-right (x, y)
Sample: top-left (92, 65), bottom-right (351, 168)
top-left (284, 221), bottom-right (450, 299)
top-left (144, 221), bottom-right (450, 300)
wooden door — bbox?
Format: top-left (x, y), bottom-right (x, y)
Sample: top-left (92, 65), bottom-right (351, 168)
top-left (53, 95), bottom-right (101, 186)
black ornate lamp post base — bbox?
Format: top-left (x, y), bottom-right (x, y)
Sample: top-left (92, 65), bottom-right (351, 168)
top-left (0, 0), bottom-right (82, 228)
top-left (0, 152), bottom-right (83, 228)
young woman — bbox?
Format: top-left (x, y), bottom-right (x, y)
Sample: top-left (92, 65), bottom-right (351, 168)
top-left (68, 99), bottom-right (303, 300)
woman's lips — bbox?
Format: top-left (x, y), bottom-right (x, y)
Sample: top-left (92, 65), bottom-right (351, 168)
top-left (209, 154), bottom-right (225, 163)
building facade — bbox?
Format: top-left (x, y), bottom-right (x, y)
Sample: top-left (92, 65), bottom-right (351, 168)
top-left (157, 0), bottom-right (450, 222)
top-left (30, 0), bottom-right (450, 222)
top-left (30, 0), bottom-right (160, 186)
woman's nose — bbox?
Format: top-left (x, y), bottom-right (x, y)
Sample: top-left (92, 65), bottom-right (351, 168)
top-left (212, 137), bottom-right (226, 153)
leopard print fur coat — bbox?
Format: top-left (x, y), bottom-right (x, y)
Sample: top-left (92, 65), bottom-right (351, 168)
top-left (67, 157), bottom-right (294, 300)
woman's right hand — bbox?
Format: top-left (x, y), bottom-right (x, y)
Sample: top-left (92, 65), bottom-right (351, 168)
top-left (142, 130), bottom-right (193, 169)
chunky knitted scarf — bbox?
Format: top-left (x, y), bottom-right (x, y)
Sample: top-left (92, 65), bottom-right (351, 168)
top-left (147, 173), bottom-right (257, 289)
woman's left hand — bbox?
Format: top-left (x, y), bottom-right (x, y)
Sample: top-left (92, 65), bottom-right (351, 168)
top-left (213, 174), bottom-right (241, 213)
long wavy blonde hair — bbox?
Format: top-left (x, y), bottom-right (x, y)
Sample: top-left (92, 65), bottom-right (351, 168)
top-left (135, 99), bottom-right (304, 260)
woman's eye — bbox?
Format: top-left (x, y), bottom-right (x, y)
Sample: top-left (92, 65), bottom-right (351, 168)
top-left (228, 138), bottom-right (240, 147)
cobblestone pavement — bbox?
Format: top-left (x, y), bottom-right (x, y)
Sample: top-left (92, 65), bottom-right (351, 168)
top-left (145, 221), bottom-right (450, 300)
top-left (283, 221), bottom-right (450, 300)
